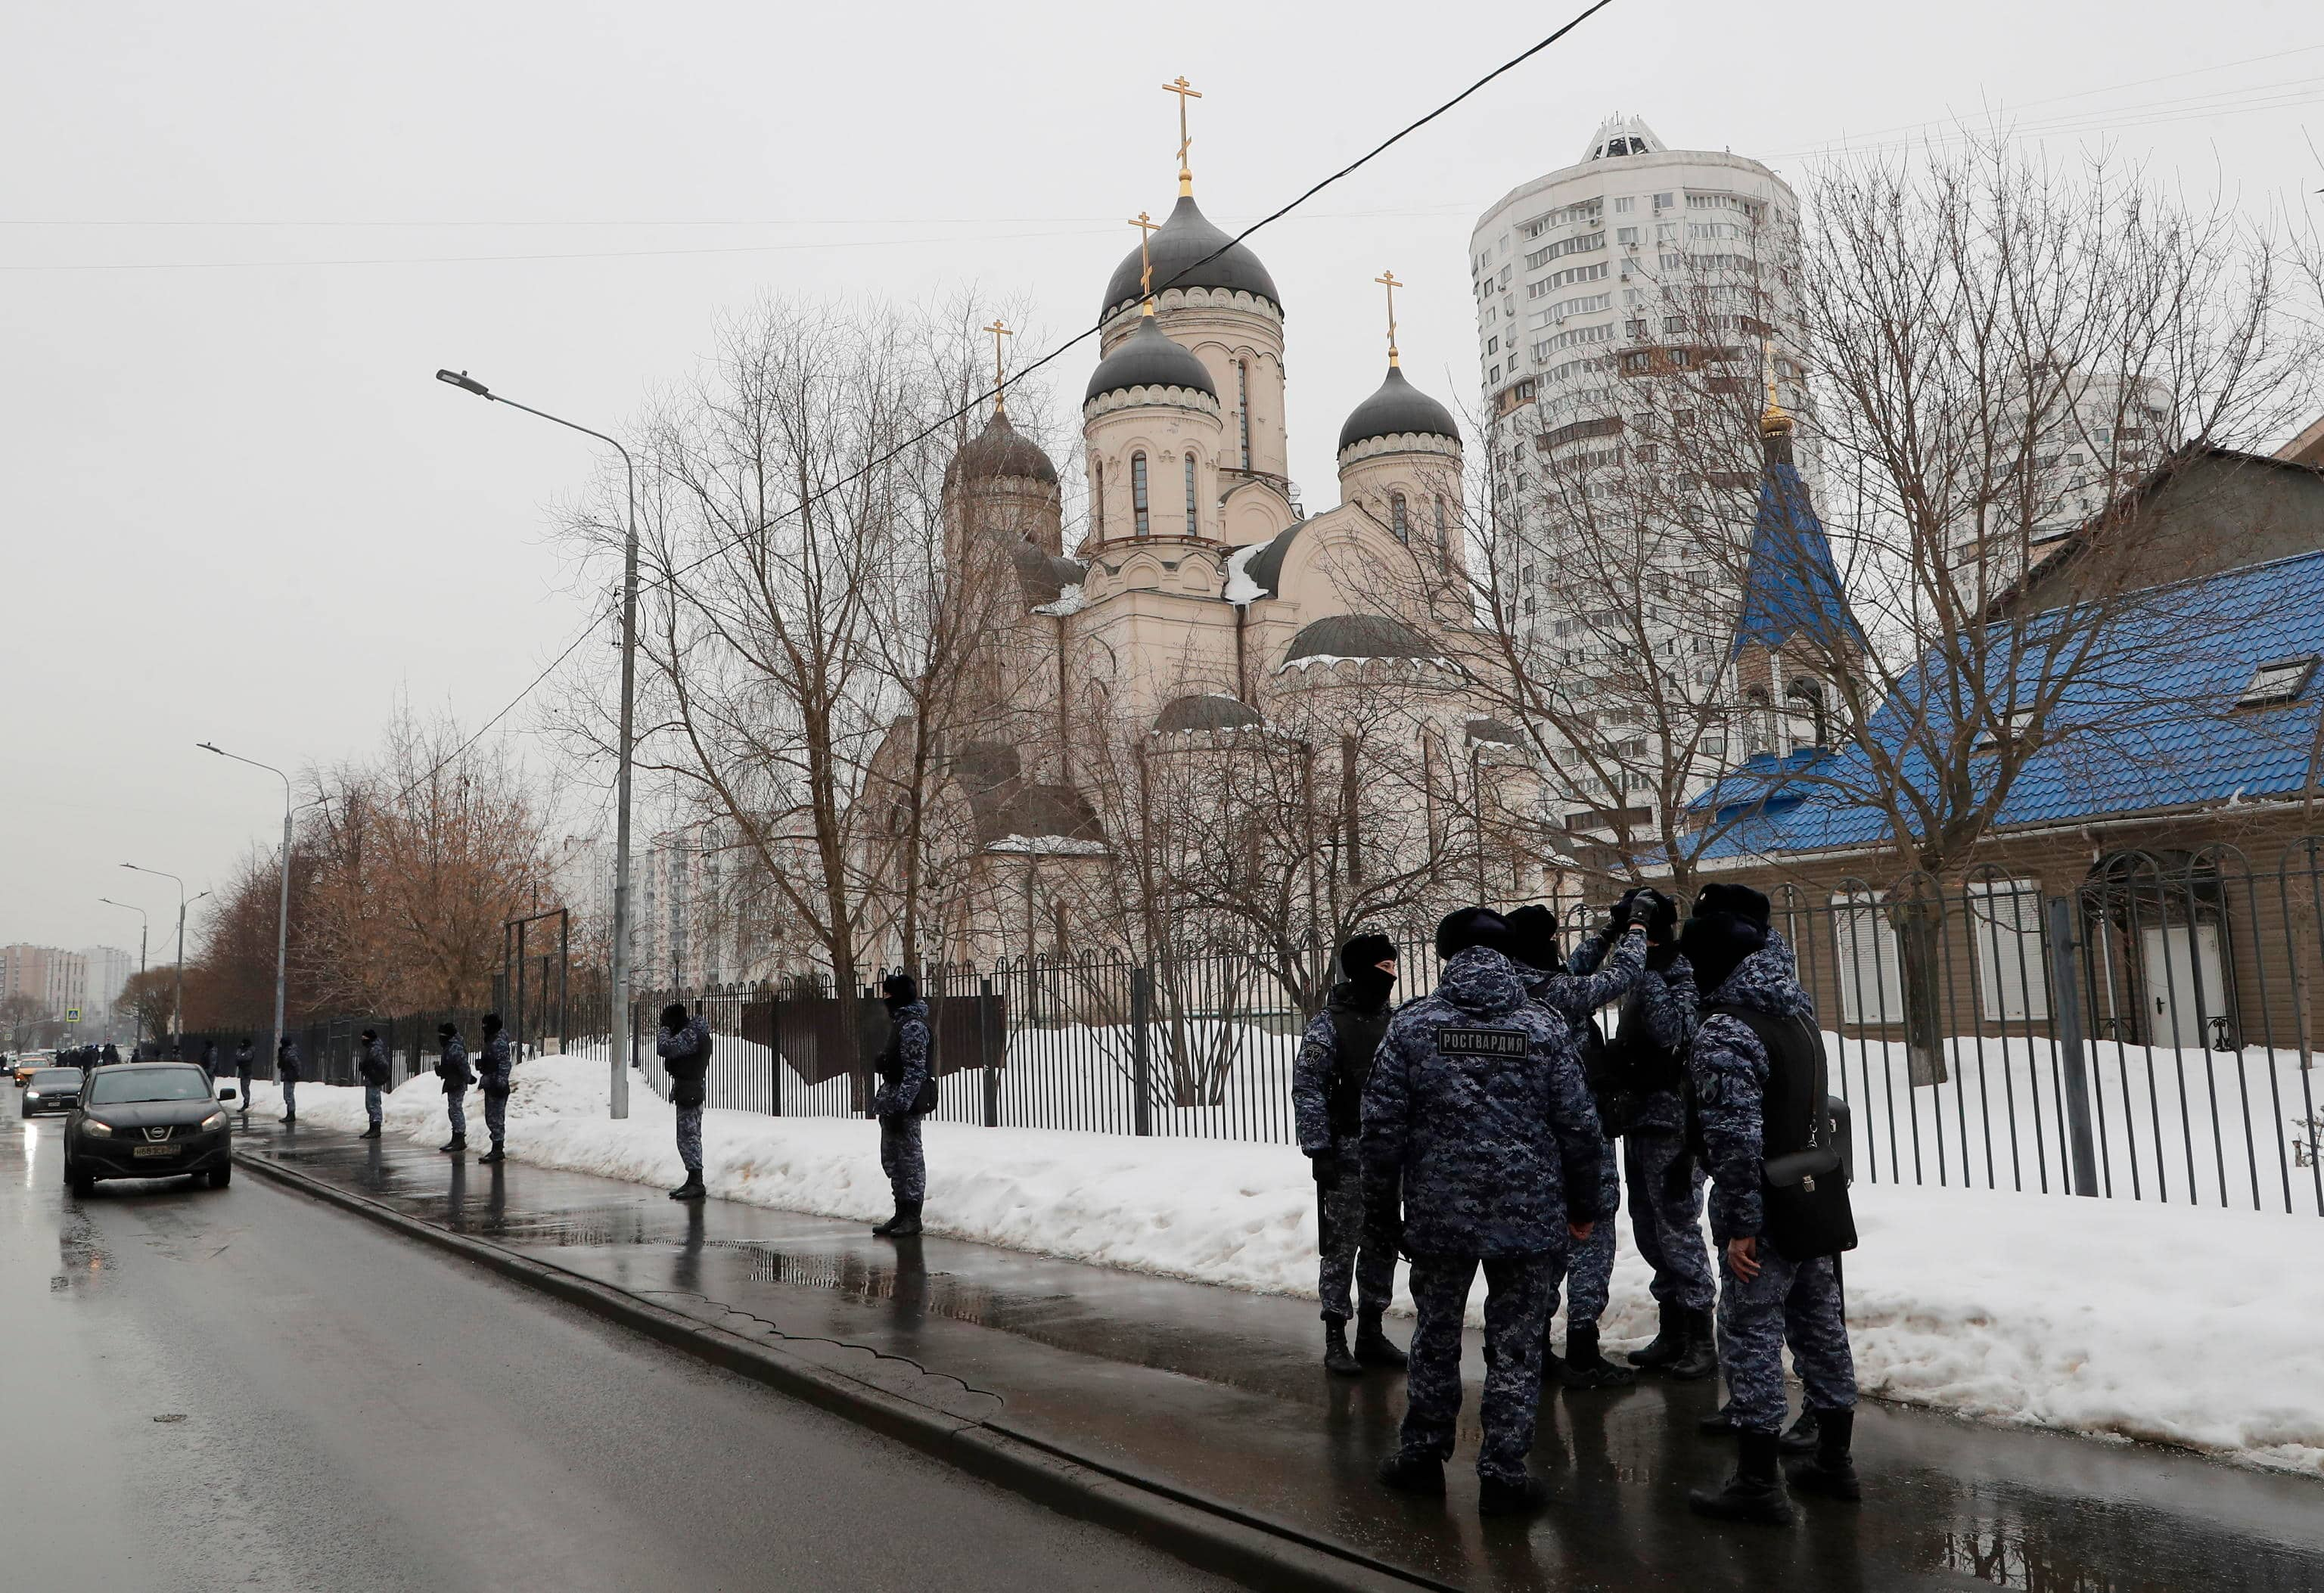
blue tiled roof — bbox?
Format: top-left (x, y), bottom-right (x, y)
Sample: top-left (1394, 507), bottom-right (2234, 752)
top-left (1731, 462), bottom-right (1864, 659)
top-left (1697, 548), bottom-right (2324, 859)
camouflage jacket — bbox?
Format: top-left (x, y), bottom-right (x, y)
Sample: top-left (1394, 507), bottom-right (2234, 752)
top-left (1361, 947), bottom-right (1605, 1257)
top-left (476, 1031), bottom-right (513, 1095)
top-left (1688, 932), bottom-right (1815, 1242)
top-left (1524, 926), bottom-right (1648, 1031)
top-left (872, 1001), bottom-right (930, 1117)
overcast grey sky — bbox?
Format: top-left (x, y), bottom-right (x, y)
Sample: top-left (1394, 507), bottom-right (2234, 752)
top-left (5, 0), bottom-right (2319, 955)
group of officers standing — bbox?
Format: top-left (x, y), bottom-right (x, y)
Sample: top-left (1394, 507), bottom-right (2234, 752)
top-left (1292, 883), bottom-right (1861, 1526)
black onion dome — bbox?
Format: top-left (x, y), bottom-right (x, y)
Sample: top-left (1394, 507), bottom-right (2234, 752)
top-left (1283, 613), bottom-right (1443, 665)
top-left (946, 408), bottom-right (1058, 488)
top-left (1084, 315), bottom-right (1217, 405)
top-left (1337, 365), bottom-right (1460, 454)
top-left (1102, 194), bottom-right (1282, 318)
top-left (1235, 521), bottom-right (1304, 599)
top-left (1153, 693), bottom-right (1263, 734)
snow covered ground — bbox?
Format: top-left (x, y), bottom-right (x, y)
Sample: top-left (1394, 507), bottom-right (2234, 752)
top-left (244, 1057), bottom-right (2324, 1477)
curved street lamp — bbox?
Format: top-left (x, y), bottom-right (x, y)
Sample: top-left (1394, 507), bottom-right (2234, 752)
top-left (120, 865), bottom-right (204, 1048)
top-left (96, 897), bottom-right (148, 1045)
top-left (197, 742), bottom-right (300, 1073)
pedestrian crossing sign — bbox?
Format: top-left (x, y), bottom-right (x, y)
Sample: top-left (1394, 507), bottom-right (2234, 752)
top-left (64, 1007), bottom-right (82, 1023)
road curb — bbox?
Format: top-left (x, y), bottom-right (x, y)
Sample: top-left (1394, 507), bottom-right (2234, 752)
top-left (236, 1147), bottom-right (1452, 1593)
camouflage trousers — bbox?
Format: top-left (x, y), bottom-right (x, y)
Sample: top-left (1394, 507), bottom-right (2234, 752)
top-left (281, 1079), bottom-right (297, 1116)
top-left (1557, 1136), bottom-right (1624, 1328)
top-left (1623, 1130), bottom-right (1714, 1313)
top-left (483, 1090), bottom-right (507, 1147)
top-left (1317, 1136), bottom-right (1395, 1322)
top-left (1716, 1247), bottom-right (1856, 1434)
top-left (676, 1102), bottom-right (704, 1175)
top-left (236, 1070), bottom-right (251, 1110)
top-left (879, 1113), bottom-right (925, 1204)
top-left (364, 1082), bottom-right (384, 1129)
top-left (1398, 1252), bottom-right (1560, 1484)
top-left (445, 1088), bottom-right (467, 1137)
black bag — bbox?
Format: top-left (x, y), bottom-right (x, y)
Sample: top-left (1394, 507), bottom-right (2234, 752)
top-left (1701, 1005), bottom-right (1856, 1262)
top-left (911, 1075), bottom-right (938, 1115)
top-left (1577, 1017), bottom-right (1638, 1138)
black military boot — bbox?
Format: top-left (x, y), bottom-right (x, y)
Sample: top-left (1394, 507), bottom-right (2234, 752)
top-left (1785, 1408), bottom-right (1861, 1502)
top-left (1689, 1430), bottom-right (1796, 1526)
top-left (1322, 1319), bottom-right (1363, 1376)
top-left (1375, 1449), bottom-right (1446, 1496)
top-left (359, 1125), bottom-right (381, 1140)
top-left (1353, 1310), bottom-right (1408, 1371)
top-left (440, 1135), bottom-right (465, 1154)
top-left (1779, 1405), bottom-right (1822, 1455)
top-left (669, 1175), bottom-right (706, 1200)
top-left (477, 1146), bottom-right (505, 1164)
top-left (1627, 1300), bottom-right (1689, 1370)
top-left (1556, 1322), bottom-right (1637, 1389)
top-left (884, 1199), bottom-right (923, 1237)
top-left (1667, 1308), bottom-right (1720, 1382)
top-left (1477, 1472), bottom-right (1549, 1517)
top-left (1698, 1401), bottom-right (1739, 1436)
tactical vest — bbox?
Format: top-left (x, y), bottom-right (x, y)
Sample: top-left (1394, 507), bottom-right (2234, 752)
top-left (1697, 1002), bottom-right (1856, 1261)
top-left (1604, 984), bottom-right (1687, 1096)
top-left (878, 1011), bottom-right (938, 1114)
top-left (1323, 999), bottom-right (1392, 1138)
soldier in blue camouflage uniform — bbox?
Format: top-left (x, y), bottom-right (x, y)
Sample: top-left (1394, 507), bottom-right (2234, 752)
top-left (1363, 908), bottom-right (1605, 1517)
top-left (235, 1039), bottom-right (253, 1117)
top-left (475, 1013), bottom-right (512, 1164)
top-left (1682, 887), bottom-right (1860, 1524)
top-left (276, 1034), bottom-right (301, 1123)
top-left (1291, 933), bottom-right (1406, 1376)
top-left (871, 974), bottom-right (931, 1237)
top-left (1505, 900), bottom-right (1651, 1390)
top-left (657, 1001), bottom-right (711, 1201)
top-left (356, 1027), bottom-right (390, 1138)
top-left (433, 1021), bottom-right (472, 1153)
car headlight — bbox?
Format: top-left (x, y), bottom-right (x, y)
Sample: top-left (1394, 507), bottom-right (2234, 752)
top-left (24, 1091), bottom-right (38, 1101)
top-left (82, 1119), bottom-right (113, 1138)
top-left (200, 1110), bottom-right (227, 1132)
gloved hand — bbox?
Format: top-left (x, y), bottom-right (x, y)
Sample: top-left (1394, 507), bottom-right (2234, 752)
top-left (1629, 887), bottom-right (1671, 937)
top-left (1611, 887), bottom-right (1642, 931)
top-left (1309, 1150), bottom-right (1340, 1185)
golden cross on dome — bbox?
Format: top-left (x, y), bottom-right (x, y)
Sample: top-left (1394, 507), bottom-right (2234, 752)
top-left (1163, 76), bottom-right (1202, 195)
top-left (1127, 210), bottom-right (1160, 312)
top-left (1375, 269), bottom-right (1403, 368)
top-left (984, 318), bottom-right (1013, 414)
top-left (1760, 336), bottom-right (1792, 435)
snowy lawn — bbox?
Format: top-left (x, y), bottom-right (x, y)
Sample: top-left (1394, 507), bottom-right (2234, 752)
top-left (241, 1058), bottom-right (2324, 1477)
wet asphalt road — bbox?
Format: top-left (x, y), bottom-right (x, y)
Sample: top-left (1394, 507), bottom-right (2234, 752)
top-left (220, 1112), bottom-right (2324, 1593)
top-left (0, 1116), bottom-right (1233, 1592)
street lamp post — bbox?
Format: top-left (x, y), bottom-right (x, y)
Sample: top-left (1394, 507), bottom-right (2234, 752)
top-left (97, 897), bottom-right (148, 1046)
top-left (435, 368), bottom-right (635, 1119)
top-left (120, 865), bottom-right (197, 1048)
top-left (197, 743), bottom-right (297, 1080)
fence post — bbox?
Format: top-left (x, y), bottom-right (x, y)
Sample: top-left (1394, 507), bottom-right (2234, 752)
top-left (2046, 895), bottom-right (2101, 1197)
top-left (978, 976), bottom-right (999, 1128)
top-left (769, 992), bottom-right (784, 1118)
top-left (1131, 964), bottom-right (1154, 1137)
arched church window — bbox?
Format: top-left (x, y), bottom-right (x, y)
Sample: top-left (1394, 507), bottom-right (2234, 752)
top-left (1092, 458), bottom-right (1105, 537)
top-left (1434, 495), bottom-right (1451, 573)
top-left (1237, 361), bottom-right (1252, 469)
top-left (1390, 492), bottom-right (1409, 544)
top-left (1785, 675), bottom-right (1830, 748)
top-left (1132, 452), bottom-right (1150, 538)
top-left (1184, 455), bottom-right (1199, 536)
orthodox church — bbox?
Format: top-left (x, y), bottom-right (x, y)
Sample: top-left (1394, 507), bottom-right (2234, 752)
top-left (875, 94), bottom-right (1526, 960)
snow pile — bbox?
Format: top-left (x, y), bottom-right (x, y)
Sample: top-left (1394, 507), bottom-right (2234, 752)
top-left (1031, 582), bottom-right (1088, 616)
top-left (243, 1059), bottom-right (2324, 1476)
top-left (1222, 541), bottom-right (1268, 605)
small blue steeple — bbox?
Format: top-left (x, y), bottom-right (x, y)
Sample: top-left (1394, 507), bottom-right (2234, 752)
top-left (1729, 376), bottom-right (1862, 660)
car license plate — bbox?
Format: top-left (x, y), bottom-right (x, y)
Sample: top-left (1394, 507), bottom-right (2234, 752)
top-left (132, 1144), bottom-right (182, 1158)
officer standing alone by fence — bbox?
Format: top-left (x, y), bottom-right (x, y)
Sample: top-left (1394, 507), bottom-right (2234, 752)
top-left (358, 1027), bottom-right (390, 1138)
top-left (1365, 908), bottom-right (1605, 1517)
top-left (476, 1013), bottom-right (511, 1164)
top-left (234, 1038), bottom-right (252, 1116)
top-left (277, 1033), bottom-right (301, 1124)
top-left (435, 1022), bottom-right (471, 1153)
top-left (1679, 884), bottom-right (1861, 1524)
top-left (657, 1001), bottom-right (711, 1201)
top-left (1291, 933), bottom-right (1408, 1377)
top-left (871, 974), bottom-right (932, 1237)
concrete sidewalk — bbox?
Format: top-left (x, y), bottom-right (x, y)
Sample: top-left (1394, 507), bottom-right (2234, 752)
top-left (235, 1119), bottom-right (2324, 1592)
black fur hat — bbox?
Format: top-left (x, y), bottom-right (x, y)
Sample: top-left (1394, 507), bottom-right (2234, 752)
top-left (360, 1028), bottom-right (377, 1042)
top-left (1694, 883), bottom-right (1771, 929)
top-left (482, 1012), bottom-right (502, 1035)
top-left (1633, 888), bottom-right (1680, 943)
top-left (1502, 905), bottom-right (1561, 972)
top-left (437, 1021), bottom-right (457, 1039)
top-left (1678, 911), bottom-right (1768, 995)
top-left (1434, 906), bottom-right (1512, 961)
top-left (659, 1001), bottom-right (690, 1032)
top-left (881, 973), bottom-right (918, 1006)
top-left (1339, 933), bottom-right (1397, 980)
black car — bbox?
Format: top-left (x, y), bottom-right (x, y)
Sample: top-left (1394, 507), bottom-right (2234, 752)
top-left (21, 1067), bottom-right (83, 1117)
top-left (65, 1064), bottom-right (235, 1193)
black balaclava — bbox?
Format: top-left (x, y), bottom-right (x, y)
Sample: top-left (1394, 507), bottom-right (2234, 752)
top-left (1338, 933), bottom-right (1397, 1008)
top-left (659, 1001), bottom-right (689, 1032)
top-left (1502, 904), bottom-right (1561, 973)
top-left (1434, 906), bottom-right (1512, 961)
top-left (482, 1013), bottom-right (502, 1036)
top-left (1694, 882), bottom-right (1772, 930)
top-left (881, 974), bottom-right (918, 1008)
top-left (360, 1028), bottom-right (377, 1043)
top-left (437, 1022), bottom-right (457, 1040)
top-left (1678, 911), bottom-right (1767, 996)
